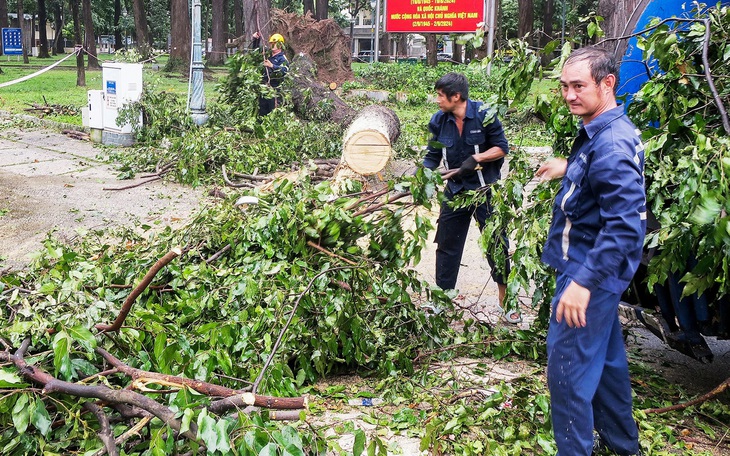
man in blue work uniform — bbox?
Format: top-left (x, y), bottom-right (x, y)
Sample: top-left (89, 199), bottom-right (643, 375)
top-left (422, 72), bottom-right (512, 318)
top-left (250, 32), bottom-right (289, 116)
top-left (536, 47), bottom-right (646, 455)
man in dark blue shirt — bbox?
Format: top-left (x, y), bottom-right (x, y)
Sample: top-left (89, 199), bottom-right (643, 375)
top-left (251, 32), bottom-right (289, 116)
top-left (422, 72), bottom-right (512, 317)
top-left (536, 47), bottom-right (645, 456)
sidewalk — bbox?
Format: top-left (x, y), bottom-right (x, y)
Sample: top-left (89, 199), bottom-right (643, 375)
top-left (0, 125), bottom-right (204, 271)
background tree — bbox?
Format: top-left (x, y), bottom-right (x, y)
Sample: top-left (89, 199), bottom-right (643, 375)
top-left (0, 0), bottom-right (8, 55)
top-left (18, 0), bottom-right (29, 63)
top-left (244, 0), bottom-right (271, 43)
top-left (82, 0), bottom-right (99, 68)
top-left (37, 0), bottom-right (50, 57)
top-left (233, 0), bottom-right (243, 37)
top-left (315, 0), bottom-right (327, 20)
top-left (70, 0), bottom-right (84, 85)
top-left (303, 0), bottom-right (313, 16)
top-left (52, 0), bottom-right (64, 54)
top-left (132, 0), bottom-right (152, 56)
top-left (208, 0), bottom-right (226, 65)
top-left (113, 0), bottom-right (122, 50)
top-left (168, 0), bottom-right (191, 71)
top-left (518, 0), bottom-right (534, 39)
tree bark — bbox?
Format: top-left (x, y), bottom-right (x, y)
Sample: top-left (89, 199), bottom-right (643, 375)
top-left (0, 0), bottom-right (8, 29)
top-left (70, 0), bottom-right (84, 85)
top-left (303, 0), bottom-right (314, 17)
top-left (53, 1), bottom-right (64, 55)
top-left (37, 0), bottom-right (50, 57)
top-left (342, 105), bottom-right (400, 175)
top-left (131, 0), bottom-right (152, 56)
top-left (315, 0), bottom-right (327, 20)
top-left (18, 0), bottom-right (29, 63)
top-left (518, 0), bottom-right (534, 39)
top-left (425, 33), bottom-right (437, 66)
top-left (244, 0), bottom-right (272, 42)
top-left (169, 0), bottom-right (191, 72)
top-left (82, 0), bottom-right (99, 68)
top-left (288, 53), bottom-right (356, 127)
top-left (114, 0), bottom-right (123, 51)
top-left (208, 0), bottom-right (226, 65)
top-left (598, 0), bottom-right (648, 56)
top-left (234, 0), bottom-right (243, 36)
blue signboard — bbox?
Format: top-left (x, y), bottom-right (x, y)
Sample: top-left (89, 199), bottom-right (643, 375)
top-left (2, 28), bottom-right (22, 55)
top-left (106, 80), bottom-right (117, 95)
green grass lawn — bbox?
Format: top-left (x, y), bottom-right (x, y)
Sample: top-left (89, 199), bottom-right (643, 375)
top-left (0, 53), bottom-right (225, 125)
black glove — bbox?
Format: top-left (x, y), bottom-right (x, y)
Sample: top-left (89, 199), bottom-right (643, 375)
top-left (457, 155), bottom-right (480, 177)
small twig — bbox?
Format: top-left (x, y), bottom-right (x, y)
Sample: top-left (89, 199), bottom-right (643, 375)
top-left (306, 240), bottom-right (358, 266)
top-left (352, 191), bottom-right (411, 217)
top-left (205, 244), bottom-right (232, 264)
top-left (222, 165), bottom-right (257, 188)
top-left (95, 247), bottom-right (181, 333)
top-left (103, 176), bottom-right (162, 191)
top-left (91, 416), bottom-right (152, 456)
top-left (643, 376), bottom-right (730, 414)
top-left (251, 266), bottom-right (353, 394)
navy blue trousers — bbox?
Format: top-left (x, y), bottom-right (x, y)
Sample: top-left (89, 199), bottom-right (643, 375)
top-left (434, 189), bottom-right (509, 290)
top-left (547, 274), bottom-right (639, 456)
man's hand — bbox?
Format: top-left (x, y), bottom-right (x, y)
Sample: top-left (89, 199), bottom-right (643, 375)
top-left (252, 31), bottom-right (261, 39)
top-left (555, 280), bottom-right (590, 328)
top-left (442, 155), bottom-right (480, 179)
top-left (263, 60), bottom-right (273, 68)
top-left (536, 158), bottom-right (568, 181)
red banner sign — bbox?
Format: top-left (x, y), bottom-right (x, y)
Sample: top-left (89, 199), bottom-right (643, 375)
top-left (385, 0), bottom-right (485, 33)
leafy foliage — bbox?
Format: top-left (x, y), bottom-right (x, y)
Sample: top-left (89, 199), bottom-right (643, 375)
top-left (626, 5), bottom-right (730, 302)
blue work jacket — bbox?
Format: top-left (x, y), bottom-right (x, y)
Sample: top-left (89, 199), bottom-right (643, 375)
top-left (542, 106), bottom-right (647, 294)
top-left (423, 99), bottom-right (509, 194)
top-left (250, 36), bottom-right (289, 88)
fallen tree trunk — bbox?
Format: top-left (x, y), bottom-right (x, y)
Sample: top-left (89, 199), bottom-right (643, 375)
top-left (342, 105), bottom-right (401, 176)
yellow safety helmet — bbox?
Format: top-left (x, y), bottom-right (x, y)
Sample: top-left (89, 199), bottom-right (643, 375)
top-left (268, 33), bottom-right (285, 44)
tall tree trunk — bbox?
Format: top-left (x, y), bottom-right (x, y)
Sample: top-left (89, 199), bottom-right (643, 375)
top-left (598, 0), bottom-right (646, 55)
top-left (518, 0), bottom-right (534, 39)
top-left (234, 0), bottom-right (243, 37)
top-left (243, 0), bottom-right (271, 42)
top-left (0, 0), bottom-right (7, 55)
top-left (53, 1), bottom-right (64, 55)
top-left (208, 0), bottom-right (225, 65)
top-left (314, 0), bottom-right (327, 20)
top-left (169, 0), bottom-right (191, 72)
top-left (18, 0), bottom-right (29, 63)
top-left (132, 0), bottom-right (152, 56)
top-left (70, 0), bottom-right (85, 86)
top-left (425, 33), bottom-right (437, 66)
top-left (37, 0), bottom-right (50, 57)
top-left (113, 0), bottom-right (122, 51)
top-left (541, 0), bottom-right (554, 44)
top-left (302, 0), bottom-right (314, 17)
top-left (82, 0), bottom-right (99, 68)
top-left (453, 42), bottom-right (462, 63)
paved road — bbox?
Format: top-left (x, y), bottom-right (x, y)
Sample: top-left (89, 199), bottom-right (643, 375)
top-left (0, 124), bottom-right (204, 271)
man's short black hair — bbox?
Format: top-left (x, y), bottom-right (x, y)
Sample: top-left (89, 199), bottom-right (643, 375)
top-left (435, 72), bottom-right (469, 101)
top-left (565, 46), bottom-right (620, 93)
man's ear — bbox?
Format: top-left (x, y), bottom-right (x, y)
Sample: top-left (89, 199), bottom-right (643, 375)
top-left (603, 74), bottom-right (617, 93)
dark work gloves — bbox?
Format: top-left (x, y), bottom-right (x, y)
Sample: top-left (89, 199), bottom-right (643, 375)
top-left (458, 155), bottom-right (480, 176)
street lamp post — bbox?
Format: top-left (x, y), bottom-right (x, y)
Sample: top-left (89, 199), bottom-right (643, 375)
top-left (189, 0), bottom-right (208, 125)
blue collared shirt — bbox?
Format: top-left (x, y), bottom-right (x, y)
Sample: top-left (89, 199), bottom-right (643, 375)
top-left (542, 105), bottom-right (647, 294)
top-left (423, 99), bottom-right (509, 194)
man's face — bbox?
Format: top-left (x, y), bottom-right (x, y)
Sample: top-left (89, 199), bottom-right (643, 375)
top-left (436, 89), bottom-right (461, 113)
top-left (560, 59), bottom-right (614, 123)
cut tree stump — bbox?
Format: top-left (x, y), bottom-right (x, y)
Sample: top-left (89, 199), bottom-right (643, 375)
top-left (342, 105), bottom-right (401, 176)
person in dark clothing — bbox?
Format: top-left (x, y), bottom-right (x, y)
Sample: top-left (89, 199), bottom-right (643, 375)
top-left (250, 32), bottom-right (289, 116)
top-left (422, 72), bottom-right (513, 319)
top-left (536, 47), bottom-right (645, 456)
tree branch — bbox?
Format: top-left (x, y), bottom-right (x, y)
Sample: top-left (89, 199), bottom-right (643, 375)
top-left (95, 247), bottom-right (182, 333)
top-left (83, 402), bottom-right (119, 456)
top-left (643, 376), bottom-right (730, 414)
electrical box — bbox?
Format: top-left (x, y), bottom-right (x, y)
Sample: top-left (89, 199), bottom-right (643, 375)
top-left (87, 90), bottom-right (104, 129)
top-left (102, 62), bottom-right (143, 133)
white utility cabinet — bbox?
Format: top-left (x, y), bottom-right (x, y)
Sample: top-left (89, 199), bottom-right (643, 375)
top-left (87, 90), bottom-right (104, 129)
top-left (102, 62), bottom-right (143, 133)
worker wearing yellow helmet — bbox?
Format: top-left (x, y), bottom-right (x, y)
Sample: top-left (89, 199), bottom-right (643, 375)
top-left (250, 31), bottom-right (290, 116)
